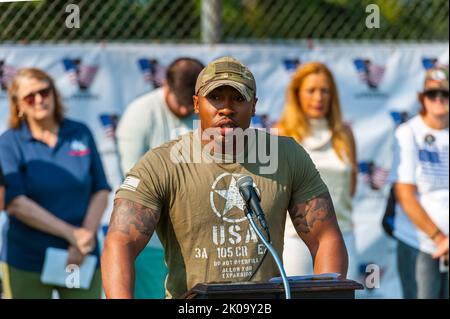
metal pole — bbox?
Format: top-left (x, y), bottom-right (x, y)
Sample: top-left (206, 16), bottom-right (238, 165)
top-left (201, 0), bottom-right (221, 44)
top-left (246, 212), bottom-right (292, 299)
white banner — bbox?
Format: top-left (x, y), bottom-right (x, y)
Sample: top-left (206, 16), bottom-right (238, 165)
top-left (0, 42), bottom-right (448, 298)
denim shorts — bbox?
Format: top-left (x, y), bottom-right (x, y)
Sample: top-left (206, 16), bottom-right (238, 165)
top-left (397, 240), bottom-right (449, 299)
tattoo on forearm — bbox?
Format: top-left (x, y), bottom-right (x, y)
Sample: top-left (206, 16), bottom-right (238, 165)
top-left (289, 192), bottom-right (335, 234)
top-left (108, 198), bottom-right (160, 237)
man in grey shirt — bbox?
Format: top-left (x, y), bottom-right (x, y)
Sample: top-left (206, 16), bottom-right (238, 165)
top-left (116, 57), bottom-right (204, 298)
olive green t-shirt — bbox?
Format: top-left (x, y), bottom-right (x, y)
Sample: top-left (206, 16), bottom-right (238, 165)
top-left (115, 129), bottom-right (328, 298)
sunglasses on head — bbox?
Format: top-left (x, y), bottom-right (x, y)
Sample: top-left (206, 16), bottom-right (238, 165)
top-left (21, 87), bottom-right (52, 106)
top-left (423, 89), bottom-right (449, 101)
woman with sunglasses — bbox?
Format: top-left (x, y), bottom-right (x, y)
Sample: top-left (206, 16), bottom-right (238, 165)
top-left (0, 68), bottom-right (110, 298)
top-left (390, 66), bottom-right (449, 299)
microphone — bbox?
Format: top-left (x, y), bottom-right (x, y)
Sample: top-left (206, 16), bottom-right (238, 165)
top-left (237, 175), bottom-right (291, 299)
top-left (237, 175), bottom-right (269, 232)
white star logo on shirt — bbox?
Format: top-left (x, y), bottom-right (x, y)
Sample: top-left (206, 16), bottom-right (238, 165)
top-left (210, 173), bottom-right (260, 223)
top-left (214, 176), bottom-right (246, 216)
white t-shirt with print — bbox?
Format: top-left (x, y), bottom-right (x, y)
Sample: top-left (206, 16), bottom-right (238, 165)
top-left (389, 115), bottom-right (449, 254)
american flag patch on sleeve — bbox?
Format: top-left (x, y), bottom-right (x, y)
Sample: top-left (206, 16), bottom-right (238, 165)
top-left (120, 176), bottom-right (141, 191)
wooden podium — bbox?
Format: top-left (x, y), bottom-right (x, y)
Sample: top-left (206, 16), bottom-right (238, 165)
top-left (183, 278), bottom-right (364, 299)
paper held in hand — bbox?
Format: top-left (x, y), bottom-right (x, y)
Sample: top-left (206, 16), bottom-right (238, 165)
top-left (40, 247), bottom-right (97, 289)
top-left (269, 273), bottom-right (343, 283)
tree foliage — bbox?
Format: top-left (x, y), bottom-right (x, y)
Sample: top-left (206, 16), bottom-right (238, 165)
top-left (0, 0), bottom-right (447, 43)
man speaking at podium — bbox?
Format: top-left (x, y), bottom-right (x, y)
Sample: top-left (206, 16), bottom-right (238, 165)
top-left (101, 57), bottom-right (348, 299)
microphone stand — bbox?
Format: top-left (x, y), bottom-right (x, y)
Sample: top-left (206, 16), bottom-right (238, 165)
top-left (244, 208), bottom-right (291, 299)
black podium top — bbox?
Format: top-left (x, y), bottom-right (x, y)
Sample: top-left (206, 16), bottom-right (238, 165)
top-left (183, 278), bottom-right (364, 299)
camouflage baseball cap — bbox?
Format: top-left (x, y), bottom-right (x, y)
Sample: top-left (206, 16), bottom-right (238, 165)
top-left (195, 56), bottom-right (256, 101)
top-left (423, 65), bottom-right (449, 92)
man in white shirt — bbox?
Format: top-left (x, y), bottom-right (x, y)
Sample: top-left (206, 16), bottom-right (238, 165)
top-left (116, 57), bottom-right (204, 298)
top-left (390, 66), bottom-right (449, 299)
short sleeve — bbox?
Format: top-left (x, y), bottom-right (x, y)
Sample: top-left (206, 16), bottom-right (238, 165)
top-left (115, 149), bottom-right (168, 212)
top-left (389, 124), bottom-right (416, 185)
top-left (287, 138), bottom-right (329, 207)
top-left (86, 128), bottom-right (111, 194)
top-left (0, 133), bottom-right (26, 206)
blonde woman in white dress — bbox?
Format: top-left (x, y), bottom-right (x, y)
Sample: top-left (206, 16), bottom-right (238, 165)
top-left (276, 62), bottom-right (358, 280)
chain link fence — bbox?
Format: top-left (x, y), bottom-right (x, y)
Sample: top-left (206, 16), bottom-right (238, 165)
top-left (0, 0), bottom-right (448, 43)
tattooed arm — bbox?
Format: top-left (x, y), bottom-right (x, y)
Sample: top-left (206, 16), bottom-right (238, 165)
top-left (288, 192), bottom-right (348, 277)
top-left (101, 198), bottom-right (160, 299)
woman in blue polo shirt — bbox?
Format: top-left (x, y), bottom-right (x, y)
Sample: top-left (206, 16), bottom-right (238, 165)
top-left (0, 165), bottom-right (4, 211)
top-left (0, 68), bottom-right (110, 298)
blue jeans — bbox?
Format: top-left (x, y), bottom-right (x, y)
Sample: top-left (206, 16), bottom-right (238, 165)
top-left (397, 240), bottom-right (448, 299)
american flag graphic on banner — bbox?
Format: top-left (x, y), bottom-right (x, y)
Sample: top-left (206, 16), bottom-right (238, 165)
top-left (390, 111), bottom-right (409, 127)
top-left (78, 64), bottom-right (98, 88)
top-left (422, 57), bottom-right (448, 71)
top-left (138, 59), bottom-right (152, 83)
top-left (422, 57), bottom-right (439, 70)
top-left (0, 61), bottom-right (18, 91)
top-left (63, 58), bottom-right (79, 83)
top-left (63, 58), bottom-right (98, 90)
top-left (283, 58), bottom-right (301, 73)
top-left (99, 114), bottom-right (119, 139)
top-left (359, 161), bottom-right (390, 190)
top-left (353, 59), bottom-right (385, 89)
top-left (137, 58), bottom-right (165, 88)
